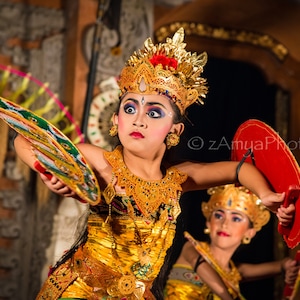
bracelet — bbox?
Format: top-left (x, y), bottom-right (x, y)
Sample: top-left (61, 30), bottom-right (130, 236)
top-left (34, 161), bottom-right (52, 180)
top-left (235, 148), bottom-right (255, 184)
top-left (194, 255), bottom-right (205, 272)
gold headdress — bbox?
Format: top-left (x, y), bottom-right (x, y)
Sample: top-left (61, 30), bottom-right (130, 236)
top-left (202, 184), bottom-right (270, 232)
top-left (118, 27), bottom-right (208, 115)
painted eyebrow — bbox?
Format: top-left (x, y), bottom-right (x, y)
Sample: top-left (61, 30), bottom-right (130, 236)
top-left (125, 97), bottom-right (167, 109)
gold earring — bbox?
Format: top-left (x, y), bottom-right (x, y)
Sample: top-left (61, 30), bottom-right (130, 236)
top-left (204, 228), bottom-right (210, 234)
top-left (242, 236), bottom-right (251, 244)
top-left (109, 124), bottom-right (118, 137)
top-left (166, 132), bottom-right (180, 149)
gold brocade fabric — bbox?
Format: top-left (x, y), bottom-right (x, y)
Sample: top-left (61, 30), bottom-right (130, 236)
top-left (37, 213), bottom-right (177, 300)
top-left (37, 146), bottom-right (187, 300)
top-left (164, 241), bottom-right (243, 300)
top-left (164, 279), bottom-right (211, 300)
top-left (64, 213), bottom-right (176, 299)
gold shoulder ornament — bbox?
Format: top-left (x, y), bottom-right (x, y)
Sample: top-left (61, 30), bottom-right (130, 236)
top-left (103, 145), bottom-right (187, 217)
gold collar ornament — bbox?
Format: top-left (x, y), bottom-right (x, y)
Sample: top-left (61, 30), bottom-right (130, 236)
top-left (202, 184), bottom-right (270, 232)
top-left (103, 145), bottom-right (187, 217)
top-left (118, 27), bottom-right (208, 115)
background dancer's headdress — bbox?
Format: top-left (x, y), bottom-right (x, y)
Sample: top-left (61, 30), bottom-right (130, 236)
top-left (202, 184), bottom-right (270, 232)
top-left (118, 27), bottom-right (208, 115)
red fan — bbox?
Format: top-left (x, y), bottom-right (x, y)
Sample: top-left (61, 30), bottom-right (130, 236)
top-left (231, 119), bottom-right (300, 248)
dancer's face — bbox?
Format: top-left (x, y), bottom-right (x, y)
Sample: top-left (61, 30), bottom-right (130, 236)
top-left (207, 208), bottom-right (256, 251)
top-left (114, 93), bottom-right (183, 154)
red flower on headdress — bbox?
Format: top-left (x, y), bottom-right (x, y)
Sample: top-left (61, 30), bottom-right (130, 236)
top-left (149, 54), bottom-right (178, 70)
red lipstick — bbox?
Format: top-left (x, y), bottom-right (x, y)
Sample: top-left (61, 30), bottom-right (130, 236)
top-left (217, 231), bottom-right (230, 237)
top-left (130, 131), bottom-right (144, 138)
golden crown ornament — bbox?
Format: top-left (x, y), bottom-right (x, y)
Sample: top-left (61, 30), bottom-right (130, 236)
top-left (202, 184), bottom-right (270, 232)
top-left (118, 27), bottom-right (208, 115)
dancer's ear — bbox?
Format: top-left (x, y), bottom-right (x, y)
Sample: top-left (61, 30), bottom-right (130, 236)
top-left (171, 122), bottom-right (184, 136)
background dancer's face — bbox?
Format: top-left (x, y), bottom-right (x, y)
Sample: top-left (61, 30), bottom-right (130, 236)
top-left (207, 208), bottom-right (256, 252)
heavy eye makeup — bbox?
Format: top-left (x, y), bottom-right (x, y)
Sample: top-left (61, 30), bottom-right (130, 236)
top-left (123, 102), bottom-right (136, 114)
top-left (212, 210), bottom-right (225, 220)
top-left (146, 106), bottom-right (165, 118)
top-left (231, 213), bottom-right (244, 223)
top-left (122, 98), bottom-right (167, 119)
top-left (212, 209), bottom-right (245, 223)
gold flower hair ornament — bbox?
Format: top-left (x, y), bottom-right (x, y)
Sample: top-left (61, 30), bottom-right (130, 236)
top-left (202, 184), bottom-right (270, 232)
top-left (118, 27), bottom-right (208, 115)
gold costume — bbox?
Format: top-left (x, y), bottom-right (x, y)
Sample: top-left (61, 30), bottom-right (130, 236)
top-left (36, 27), bottom-right (208, 300)
top-left (36, 146), bottom-right (187, 299)
top-left (164, 240), bottom-right (243, 300)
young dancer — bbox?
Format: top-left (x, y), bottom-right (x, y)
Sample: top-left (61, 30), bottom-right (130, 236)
top-left (164, 184), bottom-right (299, 299)
top-left (14, 28), bottom-right (292, 299)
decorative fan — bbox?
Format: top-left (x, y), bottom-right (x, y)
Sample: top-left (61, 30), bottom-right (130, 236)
top-left (231, 119), bottom-right (300, 248)
top-left (0, 64), bottom-right (84, 144)
top-left (87, 76), bottom-right (119, 150)
top-left (0, 97), bottom-right (100, 205)
top-left (0, 64), bottom-right (87, 204)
